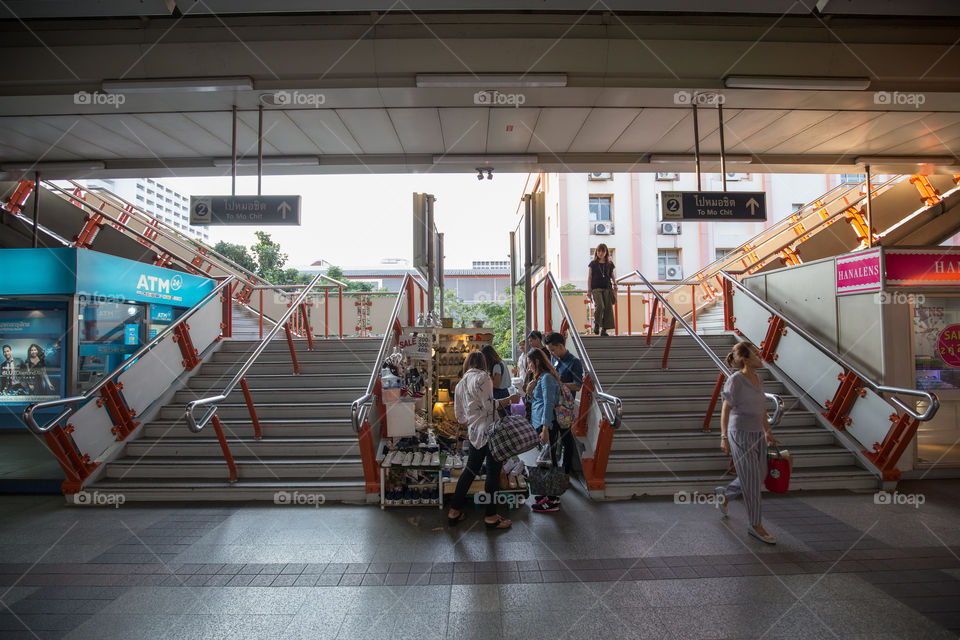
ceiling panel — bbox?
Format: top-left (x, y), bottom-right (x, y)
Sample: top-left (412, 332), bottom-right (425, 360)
top-left (766, 111), bottom-right (884, 155)
top-left (486, 108), bottom-right (540, 153)
top-left (738, 110), bottom-right (834, 154)
top-left (700, 109), bottom-right (788, 153)
top-left (337, 110), bottom-right (404, 154)
top-left (0, 120), bottom-right (79, 161)
top-left (804, 111), bottom-right (929, 155)
top-left (388, 109), bottom-right (445, 154)
top-left (869, 113), bottom-right (960, 155)
top-left (568, 108), bottom-right (639, 153)
top-left (438, 108), bottom-right (488, 154)
top-left (8, 116), bottom-right (119, 160)
top-left (283, 110), bottom-right (363, 155)
top-left (234, 110), bottom-right (287, 156)
top-left (526, 108), bottom-right (591, 154)
top-left (608, 108), bottom-right (687, 152)
top-left (185, 111), bottom-right (272, 157)
top-left (897, 121), bottom-right (960, 155)
top-left (93, 114), bottom-right (220, 157)
top-left (252, 111), bottom-right (328, 156)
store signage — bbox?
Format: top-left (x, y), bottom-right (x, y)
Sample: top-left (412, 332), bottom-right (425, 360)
top-left (886, 249), bottom-right (960, 287)
top-left (836, 249), bottom-right (883, 294)
top-left (0, 248), bottom-right (78, 296)
top-left (190, 195), bottom-right (301, 226)
top-left (124, 324), bottom-right (139, 346)
top-left (661, 191), bottom-right (767, 221)
top-left (938, 324), bottom-right (960, 368)
top-left (150, 305), bottom-right (174, 322)
top-left (399, 332), bottom-right (431, 360)
top-left (76, 250), bottom-right (213, 307)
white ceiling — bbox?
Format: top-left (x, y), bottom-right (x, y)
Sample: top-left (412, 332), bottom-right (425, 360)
top-left (0, 7), bottom-right (959, 178)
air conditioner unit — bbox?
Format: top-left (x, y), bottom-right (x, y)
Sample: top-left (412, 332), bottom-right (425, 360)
top-left (588, 172), bottom-right (612, 181)
top-left (656, 172), bottom-right (678, 181)
top-left (725, 172), bottom-right (742, 181)
top-left (659, 221), bottom-right (681, 235)
top-left (665, 265), bottom-right (683, 281)
top-left (592, 221), bottom-right (614, 235)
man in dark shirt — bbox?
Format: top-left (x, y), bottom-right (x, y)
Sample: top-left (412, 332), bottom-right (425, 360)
top-left (544, 332), bottom-right (583, 392)
top-left (1, 345), bottom-right (21, 394)
top-left (543, 332), bottom-right (583, 488)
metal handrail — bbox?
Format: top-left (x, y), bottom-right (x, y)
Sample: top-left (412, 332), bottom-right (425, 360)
top-left (624, 269), bottom-right (785, 427)
top-left (350, 274), bottom-right (422, 433)
top-left (23, 276), bottom-right (236, 434)
top-left (539, 272), bottom-right (623, 428)
top-left (184, 272), bottom-right (325, 433)
top-left (719, 270), bottom-right (939, 422)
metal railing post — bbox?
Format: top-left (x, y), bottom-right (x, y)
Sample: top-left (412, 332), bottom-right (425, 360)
top-left (239, 377), bottom-right (262, 439)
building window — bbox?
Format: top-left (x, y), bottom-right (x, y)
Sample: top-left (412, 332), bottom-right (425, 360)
top-left (136, 183), bottom-right (144, 191)
top-left (658, 249), bottom-right (680, 280)
top-left (791, 202), bottom-right (805, 212)
top-left (841, 174), bottom-right (864, 183)
top-left (136, 194), bottom-right (144, 202)
top-left (589, 247), bottom-right (616, 263)
top-left (146, 200), bottom-right (154, 206)
top-left (715, 248), bottom-right (734, 262)
top-left (589, 196), bottom-right (612, 222)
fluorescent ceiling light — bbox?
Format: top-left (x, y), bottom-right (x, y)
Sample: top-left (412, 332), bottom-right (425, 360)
top-left (855, 156), bottom-right (956, 166)
top-left (650, 154), bottom-right (753, 164)
top-left (724, 76), bottom-right (871, 91)
top-left (102, 76), bottom-right (254, 93)
top-left (213, 156), bottom-right (318, 167)
top-left (432, 154), bottom-right (538, 165)
top-left (1, 161), bottom-right (105, 172)
top-left (416, 74), bottom-right (566, 88)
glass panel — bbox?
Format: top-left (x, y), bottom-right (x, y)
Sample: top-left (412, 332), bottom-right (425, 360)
top-left (913, 295), bottom-right (960, 391)
top-left (77, 301), bottom-right (147, 394)
top-left (588, 196), bottom-right (611, 221)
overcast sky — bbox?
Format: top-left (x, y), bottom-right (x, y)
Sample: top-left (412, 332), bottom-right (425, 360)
top-left (159, 173), bottom-right (529, 270)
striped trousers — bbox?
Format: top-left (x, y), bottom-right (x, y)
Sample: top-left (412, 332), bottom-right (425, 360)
top-left (722, 430), bottom-right (766, 527)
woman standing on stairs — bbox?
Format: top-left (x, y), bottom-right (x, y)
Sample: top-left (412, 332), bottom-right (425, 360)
top-left (586, 244), bottom-right (617, 336)
top-left (716, 341), bottom-right (779, 544)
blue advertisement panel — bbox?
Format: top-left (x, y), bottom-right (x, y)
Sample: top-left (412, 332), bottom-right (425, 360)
top-left (150, 304), bottom-right (174, 322)
top-left (75, 250), bottom-right (215, 307)
top-left (0, 309), bottom-right (67, 408)
top-left (0, 248), bottom-right (77, 296)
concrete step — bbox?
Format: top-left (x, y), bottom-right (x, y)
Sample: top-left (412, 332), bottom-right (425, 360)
top-left (620, 395), bottom-right (803, 414)
top-left (599, 466), bottom-right (878, 498)
top-left (172, 387), bottom-right (364, 404)
top-left (198, 361), bottom-right (374, 376)
top-left (609, 428), bottom-right (836, 452)
top-left (606, 380), bottom-right (788, 398)
top-left (142, 419), bottom-right (357, 439)
top-left (584, 334), bottom-right (734, 347)
top-left (104, 457), bottom-right (364, 479)
top-left (619, 410), bottom-right (817, 431)
top-left (587, 345), bottom-right (731, 360)
top-left (210, 349), bottom-right (376, 363)
top-left (187, 373), bottom-right (370, 389)
top-left (598, 369), bottom-right (773, 384)
top-left (587, 356), bottom-right (729, 372)
top-left (78, 479), bottom-right (369, 502)
top-left (218, 338), bottom-right (380, 354)
top-left (605, 445), bottom-right (857, 474)
top-left (159, 402), bottom-right (350, 420)
top-left (124, 437), bottom-right (359, 458)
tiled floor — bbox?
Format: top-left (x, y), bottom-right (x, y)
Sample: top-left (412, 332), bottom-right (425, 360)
top-left (0, 480), bottom-right (958, 639)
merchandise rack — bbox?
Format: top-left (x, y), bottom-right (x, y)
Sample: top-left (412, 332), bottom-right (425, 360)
top-left (379, 455), bottom-right (446, 510)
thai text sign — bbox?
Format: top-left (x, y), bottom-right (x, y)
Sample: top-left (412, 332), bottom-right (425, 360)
top-left (661, 191), bottom-right (766, 221)
top-left (190, 195), bottom-right (301, 225)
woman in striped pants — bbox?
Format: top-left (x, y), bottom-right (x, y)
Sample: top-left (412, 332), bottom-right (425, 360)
top-left (715, 342), bottom-right (779, 544)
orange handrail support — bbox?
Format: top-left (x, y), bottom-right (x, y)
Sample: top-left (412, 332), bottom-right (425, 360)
top-left (646, 297), bottom-right (659, 345)
top-left (703, 372), bottom-right (726, 432)
top-left (582, 418), bottom-right (614, 491)
top-left (910, 175), bottom-right (942, 207)
top-left (661, 317), bottom-right (677, 369)
top-left (300, 302), bottom-right (314, 350)
top-left (211, 415), bottom-right (238, 483)
top-left (863, 413), bottom-right (921, 482)
top-left (284, 322), bottom-right (300, 374)
top-left (240, 377), bottom-right (262, 440)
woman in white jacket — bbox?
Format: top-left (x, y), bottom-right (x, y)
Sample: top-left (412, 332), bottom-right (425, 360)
top-left (447, 351), bottom-right (517, 530)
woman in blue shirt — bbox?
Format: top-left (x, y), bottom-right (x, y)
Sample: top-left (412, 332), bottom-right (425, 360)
top-left (526, 348), bottom-right (565, 513)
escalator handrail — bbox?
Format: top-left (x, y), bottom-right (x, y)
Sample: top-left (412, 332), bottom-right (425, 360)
top-left (624, 269), bottom-right (785, 427)
top-left (718, 270), bottom-right (939, 422)
top-left (23, 276), bottom-right (237, 434)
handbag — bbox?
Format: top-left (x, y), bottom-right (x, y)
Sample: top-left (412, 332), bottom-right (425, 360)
top-left (765, 446), bottom-right (792, 494)
top-left (486, 411), bottom-right (539, 463)
top-left (527, 443), bottom-right (567, 496)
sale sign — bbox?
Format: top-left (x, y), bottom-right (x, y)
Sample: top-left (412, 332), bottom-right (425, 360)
top-left (938, 324), bottom-right (960, 367)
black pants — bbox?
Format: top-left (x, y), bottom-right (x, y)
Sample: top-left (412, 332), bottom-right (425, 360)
top-left (450, 443), bottom-right (503, 517)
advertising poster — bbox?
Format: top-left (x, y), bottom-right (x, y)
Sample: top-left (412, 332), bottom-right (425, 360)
top-left (0, 309), bottom-right (66, 406)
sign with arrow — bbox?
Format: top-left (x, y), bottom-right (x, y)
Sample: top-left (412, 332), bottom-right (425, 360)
top-left (661, 191), bottom-right (766, 222)
top-left (189, 195), bottom-right (302, 226)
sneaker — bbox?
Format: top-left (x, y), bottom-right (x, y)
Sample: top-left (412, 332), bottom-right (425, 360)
top-left (411, 488), bottom-right (421, 504)
top-left (518, 475), bottom-right (527, 489)
top-left (403, 487), bottom-right (412, 505)
top-left (401, 451), bottom-right (414, 466)
top-left (431, 452), bottom-right (441, 467)
top-left (531, 497), bottom-right (559, 513)
top-left (380, 451), bottom-right (395, 468)
top-left (411, 452), bottom-right (423, 466)
top-left (444, 455), bottom-right (453, 469)
top-left (453, 455), bottom-right (463, 469)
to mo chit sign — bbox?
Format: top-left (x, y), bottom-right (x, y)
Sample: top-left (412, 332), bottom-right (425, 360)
top-left (836, 247), bottom-right (960, 295)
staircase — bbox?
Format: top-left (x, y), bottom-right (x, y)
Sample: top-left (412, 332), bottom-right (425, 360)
top-left (582, 333), bottom-right (877, 499)
top-left (82, 337), bottom-right (379, 501)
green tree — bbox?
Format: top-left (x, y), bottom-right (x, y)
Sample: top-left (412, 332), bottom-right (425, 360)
top-left (250, 231), bottom-right (288, 282)
top-left (327, 265), bottom-right (374, 291)
top-left (213, 241), bottom-right (256, 274)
